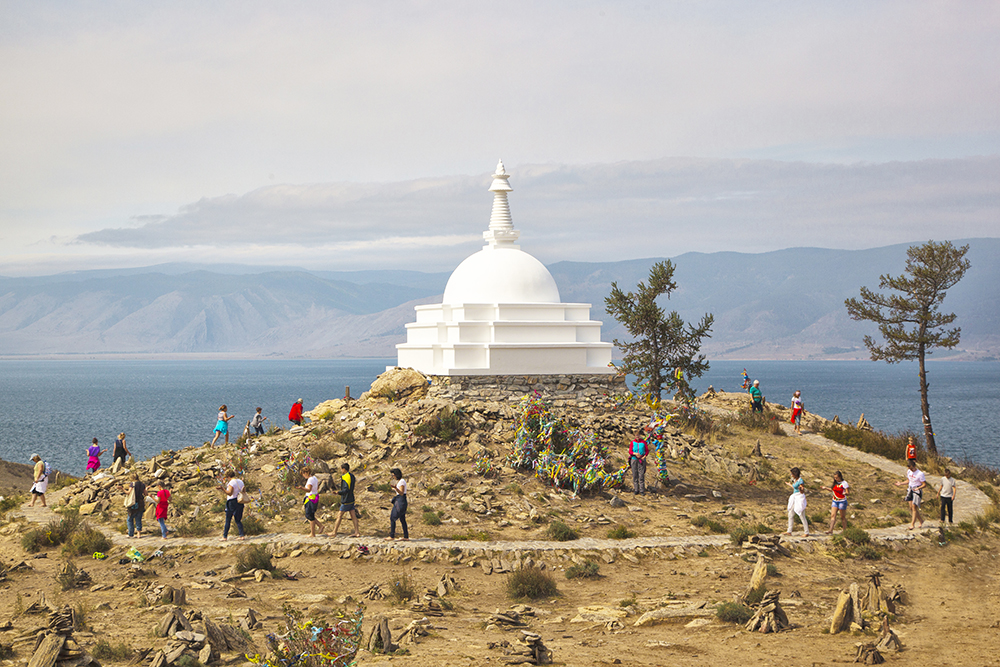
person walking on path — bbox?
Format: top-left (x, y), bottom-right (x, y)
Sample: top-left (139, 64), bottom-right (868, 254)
top-left (821, 470), bottom-right (849, 534)
top-left (790, 391), bottom-right (804, 435)
top-left (126, 472), bottom-right (146, 538)
top-left (629, 430), bottom-right (649, 495)
top-left (905, 436), bottom-right (918, 463)
top-left (29, 454), bottom-right (48, 507)
top-left (86, 438), bottom-right (106, 473)
top-left (749, 380), bottom-right (764, 413)
top-left (113, 432), bottom-right (131, 467)
top-left (289, 399), bottom-right (304, 426)
top-left (221, 470), bottom-right (246, 541)
top-left (301, 466), bottom-right (324, 537)
top-left (894, 460), bottom-right (926, 530)
top-left (210, 405), bottom-right (235, 447)
top-left (785, 467), bottom-right (809, 536)
top-left (329, 462), bottom-right (360, 538)
top-left (250, 408), bottom-right (268, 436)
top-left (155, 481), bottom-right (171, 539)
top-left (386, 468), bottom-right (409, 541)
top-left (938, 469), bottom-right (957, 525)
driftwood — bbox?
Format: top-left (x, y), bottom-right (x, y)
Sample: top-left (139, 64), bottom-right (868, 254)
top-left (26, 634), bottom-right (64, 667)
top-left (743, 554), bottom-right (767, 603)
top-left (366, 616), bottom-right (396, 653)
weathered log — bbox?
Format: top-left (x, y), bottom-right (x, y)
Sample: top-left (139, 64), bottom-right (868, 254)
top-left (26, 633), bottom-right (65, 667)
top-left (830, 590), bottom-right (852, 634)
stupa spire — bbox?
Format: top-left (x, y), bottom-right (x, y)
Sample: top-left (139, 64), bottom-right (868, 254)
top-left (484, 159), bottom-right (520, 248)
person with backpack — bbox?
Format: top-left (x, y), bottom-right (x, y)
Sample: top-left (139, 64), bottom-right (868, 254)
top-left (629, 430), bottom-right (649, 495)
top-left (328, 462), bottom-right (360, 538)
top-left (126, 472), bottom-right (146, 538)
top-left (29, 453), bottom-right (49, 507)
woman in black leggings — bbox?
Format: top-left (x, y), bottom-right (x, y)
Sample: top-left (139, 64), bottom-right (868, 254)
top-left (387, 468), bottom-right (408, 541)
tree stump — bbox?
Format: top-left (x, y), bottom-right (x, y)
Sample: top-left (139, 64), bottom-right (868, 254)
top-left (26, 634), bottom-right (64, 667)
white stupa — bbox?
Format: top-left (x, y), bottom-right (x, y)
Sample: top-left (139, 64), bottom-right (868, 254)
top-left (396, 160), bottom-right (614, 376)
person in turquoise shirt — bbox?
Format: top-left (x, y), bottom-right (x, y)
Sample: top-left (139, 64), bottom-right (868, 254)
top-left (749, 379), bottom-right (764, 413)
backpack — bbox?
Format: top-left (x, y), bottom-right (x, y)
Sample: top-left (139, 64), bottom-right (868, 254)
top-left (633, 440), bottom-right (647, 457)
top-left (43, 462), bottom-right (52, 480)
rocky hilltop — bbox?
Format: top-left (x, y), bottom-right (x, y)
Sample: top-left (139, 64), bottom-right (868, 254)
top-left (1, 369), bottom-right (998, 666)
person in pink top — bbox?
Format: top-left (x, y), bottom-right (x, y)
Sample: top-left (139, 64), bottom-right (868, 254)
top-left (155, 481), bottom-right (171, 539)
top-left (86, 438), bottom-right (106, 473)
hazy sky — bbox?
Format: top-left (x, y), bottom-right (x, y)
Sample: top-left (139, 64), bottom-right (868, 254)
top-left (1, 1), bottom-right (998, 276)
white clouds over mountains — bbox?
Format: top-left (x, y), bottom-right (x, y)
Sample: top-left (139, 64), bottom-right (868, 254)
top-left (73, 156), bottom-right (1000, 272)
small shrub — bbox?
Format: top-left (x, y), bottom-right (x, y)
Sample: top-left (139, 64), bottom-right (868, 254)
top-left (308, 442), bottom-right (336, 460)
top-left (842, 527), bottom-right (871, 545)
top-left (444, 473), bottom-right (465, 485)
top-left (856, 545), bottom-right (882, 560)
top-left (172, 495), bottom-right (194, 512)
top-left (22, 513), bottom-right (81, 552)
top-left (505, 483), bottom-right (524, 496)
top-left (389, 573), bottom-right (417, 605)
top-left (729, 525), bottom-right (754, 545)
top-left (63, 525), bottom-right (111, 556)
top-left (892, 507), bottom-right (910, 519)
top-left (619, 597), bottom-right (637, 608)
top-left (767, 417), bottom-right (785, 436)
top-left (565, 561), bottom-right (600, 579)
top-left (957, 519), bottom-right (976, 533)
top-left (175, 513), bottom-right (213, 537)
top-left (92, 639), bottom-right (134, 661)
top-left (235, 544), bottom-right (274, 573)
top-left (546, 521), bottom-right (578, 541)
top-left (241, 514), bottom-right (268, 536)
top-left (422, 511), bottom-right (442, 526)
top-left (744, 584), bottom-right (767, 606)
top-left (716, 601), bottom-right (753, 624)
top-left (0, 494), bottom-right (23, 520)
top-left (373, 482), bottom-right (393, 494)
top-left (765, 563), bottom-right (780, 577)
top-left (607, 525), bottom-right (635, 540)
top-left (691, 515), bottom-right (726, 534)
top-left (332, 430), bottom-right (356, 447)
top-left (506, 567), bottom-right (558, 600)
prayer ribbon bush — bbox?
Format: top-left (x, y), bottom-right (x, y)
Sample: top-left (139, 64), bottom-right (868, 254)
top-left (249, 606), bottom-right (364, 667)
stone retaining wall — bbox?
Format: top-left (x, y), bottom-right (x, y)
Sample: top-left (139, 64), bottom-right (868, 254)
top-left (426, 374), bottom-right (628, 412)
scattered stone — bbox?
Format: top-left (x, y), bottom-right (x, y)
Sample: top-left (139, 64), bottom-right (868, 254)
top-left (854, 642), bottom-right (884, 664)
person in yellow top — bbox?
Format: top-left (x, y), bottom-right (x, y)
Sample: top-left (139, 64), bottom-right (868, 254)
top-left (29, 453), bottom-right (48, 507)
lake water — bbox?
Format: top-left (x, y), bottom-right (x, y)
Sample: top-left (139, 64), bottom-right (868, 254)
top-left (0, 358), bottom-right (996, 475)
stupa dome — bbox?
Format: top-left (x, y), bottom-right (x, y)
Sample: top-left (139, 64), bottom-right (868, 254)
top-left (443, 247), bottom-right (560, 304)
top-left (395, 160), bottom-right (612, 376)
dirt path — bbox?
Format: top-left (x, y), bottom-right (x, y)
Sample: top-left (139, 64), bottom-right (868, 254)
top-left (13, 426), bottom-right (990, 554)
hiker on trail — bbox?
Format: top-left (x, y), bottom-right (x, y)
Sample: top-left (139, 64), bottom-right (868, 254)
top-left (386, 467), bottom-right (409, 541)
top-left (250, 408), bottom-right (268, 436)
top-left (894, 460), bottom-right (926, 529)
top-left (905, 436), bottom-right (917, 463)
top-left (821, 470), bottom-right (849, 534)
top-left (29, 453), bottom-right (48, 507)
top-left (156, 481), bottom-right (171, 539)
top-left (790, 391), bottom-right (804, 435)
top-left (113, 432), bottom-right (131, 467)
top-left (289, 399), bottom-right (304, 426)
top-left (785, 467), bottom-right (809, 536)
top-left (629, 430), bottom-right (649, 495)
top-left (86, 438), bottom-right (106, 473)
top-left (749, 380), bottom-right (764, 413)
top-left (126, 472), bottom-right (146, 538)
top-left (221, 470), bottom-right (246, 541)
top-left (938, 468), bottom-right (957, 525)
top-left (301, 466), bottom-right (324, 537)
top-left (329, 462), bottom-right (360, 538)
top-left (210, 405), bottom-right (234, 447)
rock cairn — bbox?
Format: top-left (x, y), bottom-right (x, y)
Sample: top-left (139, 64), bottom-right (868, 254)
top-left (22, 605), bottom-right (97, 667)
top-left (744, 591), bottom-right (789, 633)
top-left (150, 607), bottom-right (251, 666)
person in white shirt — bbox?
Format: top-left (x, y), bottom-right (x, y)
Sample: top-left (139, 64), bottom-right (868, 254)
top-left (221, 470), bottom-right (245, 540)
top-left (301, 466), bottom-right (324, 537)
top-left (938, 469), bottom-right (957, 524)
top-left (386, 468), bottom-right (409, 541)
top-left (894, 460), bottom-right (926, 529)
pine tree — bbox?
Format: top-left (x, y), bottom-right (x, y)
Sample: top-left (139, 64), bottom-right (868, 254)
top-left (845, 240), bottom-right (970, 454)
top-left (605, 261), bottom-right (714, 402)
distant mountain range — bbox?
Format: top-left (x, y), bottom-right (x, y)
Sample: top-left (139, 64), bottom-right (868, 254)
top-left (1, 239), bottom-right (997, 360)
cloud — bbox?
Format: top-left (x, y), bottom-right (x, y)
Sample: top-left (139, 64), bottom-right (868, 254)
top-left (71, 156), bottom-right (1000, 271)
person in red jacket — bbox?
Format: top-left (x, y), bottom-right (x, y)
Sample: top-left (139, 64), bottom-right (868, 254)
top-left (289, 398), bottom-right (304, 426)
top-left (905, 436), bottom-right (917, 463)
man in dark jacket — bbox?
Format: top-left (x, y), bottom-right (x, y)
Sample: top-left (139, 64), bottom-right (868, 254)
top-left (329, 462), bottom-right (360, 537)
